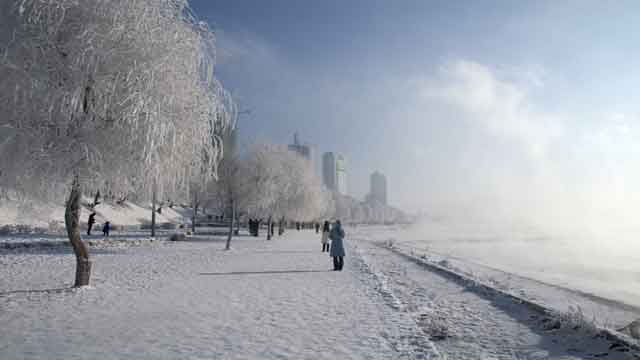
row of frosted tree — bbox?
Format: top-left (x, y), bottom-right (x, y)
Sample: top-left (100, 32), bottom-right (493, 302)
top-left (206, 140), bottom-right (332, 249)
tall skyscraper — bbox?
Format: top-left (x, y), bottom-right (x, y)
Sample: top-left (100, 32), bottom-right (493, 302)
top-left (288, 132), bottom-right (314, 169)
top-left (322, 152), bottom-right (347, 195)
top-left (369, 171), bottom-right (387, 205)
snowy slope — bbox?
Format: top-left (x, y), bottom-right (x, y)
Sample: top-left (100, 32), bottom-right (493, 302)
top-left (0, 197), bottom-right (191, 230)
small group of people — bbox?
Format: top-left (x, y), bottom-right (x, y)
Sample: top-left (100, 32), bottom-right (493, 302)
top-left (320, 219), bottom-right (345, 271)
top-left (87, 212), bottom-right (111, 237)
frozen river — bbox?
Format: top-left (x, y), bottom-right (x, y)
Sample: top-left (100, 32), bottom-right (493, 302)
top-left (367, 222), bottom-right (640, 312)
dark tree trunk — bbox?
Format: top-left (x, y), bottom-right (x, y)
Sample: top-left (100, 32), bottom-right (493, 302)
top-left (191, 197), bottom-right (198, 234)
top-left (65, 176), bottom-right (91, 287)
top-left (266, 215), bottom-right (272, 240)
top-left (278, 217), bottom-right (285, 236)
top-left (151, 179), bottom-right (157, 238)
top-left (225, 201), bottom-right (235, 250)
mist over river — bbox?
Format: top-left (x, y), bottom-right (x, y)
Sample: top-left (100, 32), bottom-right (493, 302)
top-left (389, 220), bottom-right (640, 309)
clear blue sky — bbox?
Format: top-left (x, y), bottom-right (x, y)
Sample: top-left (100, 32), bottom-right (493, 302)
top-left (190, 1), bottom-right (640, 225)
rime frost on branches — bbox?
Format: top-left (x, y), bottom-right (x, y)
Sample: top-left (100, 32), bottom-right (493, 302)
top-left (239, 143), bottom-right (328, 222)
top-left (0, 0), bottom-right (233, 201)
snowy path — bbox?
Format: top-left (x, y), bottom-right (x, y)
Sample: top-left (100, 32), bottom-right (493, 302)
top-left (0, 231), bottom-right (430, 359)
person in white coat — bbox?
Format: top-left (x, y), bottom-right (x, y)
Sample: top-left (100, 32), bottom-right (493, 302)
top-left (321, 221), bottom-right (330, 252)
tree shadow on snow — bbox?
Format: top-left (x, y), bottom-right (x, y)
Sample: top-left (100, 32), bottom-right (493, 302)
top-left (199, 269), bottom-right (331, 276)
top-left (0, 246), bottom-right (127, 256)
top-left (0, 287), bottom-right (73, 296)
top-left (253, 250), bottom-right (318, 254)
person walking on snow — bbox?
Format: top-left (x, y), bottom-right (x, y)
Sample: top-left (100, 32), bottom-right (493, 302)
top-left (87, 212), bottom-right (96, 236)
top-left (321, 221), bottom-right (330, 252)
top-left (102, 221), bottom-right (111, 237)
top-left (315, 222), bottom-right (320, 233)
top-left (329, 220), bottom-right (345, 271)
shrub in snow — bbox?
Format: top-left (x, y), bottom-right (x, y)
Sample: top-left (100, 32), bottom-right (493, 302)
top-left (546, 305), bottom-right (599, 336)
top-left (169, 234), bottom-right (186, 242)
top-left (417, 313), bottom-right (452, 341)
top-left (618, 319), bottom-right (640, 339)
top-left (0, 225), bottom-right (11, 235)
top-left (48, 220), bottom-right (65, 233)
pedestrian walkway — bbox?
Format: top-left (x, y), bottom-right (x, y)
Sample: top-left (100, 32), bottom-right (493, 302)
top-left (0, 230), bottom-right (413, 359)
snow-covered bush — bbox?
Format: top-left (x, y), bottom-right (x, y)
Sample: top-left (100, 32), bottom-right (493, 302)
top-left (556, 305), bottom-right (599, 335)
top-left (417, 313), bottom-right (452, 341)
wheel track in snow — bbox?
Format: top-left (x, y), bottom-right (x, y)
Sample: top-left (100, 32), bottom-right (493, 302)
top-left (350, 242), bottom-right (441, 359)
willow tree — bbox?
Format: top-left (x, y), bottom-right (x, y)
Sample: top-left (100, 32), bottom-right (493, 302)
top-left (0, 0), bottom-right (230, 286)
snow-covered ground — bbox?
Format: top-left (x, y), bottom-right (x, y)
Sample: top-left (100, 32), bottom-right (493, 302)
top-left (0, 197), bottom-right (193, 233)
top-left (2, 227), bottom-right (638, 359)
top-left (0, 231), bottom-right (415, 359)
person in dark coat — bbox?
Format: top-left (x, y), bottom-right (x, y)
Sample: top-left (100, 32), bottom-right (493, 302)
top-left (315, 222), bottom-right (320, 233)
top-left (87, 212), bottom-right (96, 236)
top-left (329, 220), bottom-right (346, 271)
top-left (102, 221), bottom-right (111, 237)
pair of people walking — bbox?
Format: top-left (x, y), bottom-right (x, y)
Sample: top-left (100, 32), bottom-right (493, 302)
top-left (321, 220), bottom-right (345, 271)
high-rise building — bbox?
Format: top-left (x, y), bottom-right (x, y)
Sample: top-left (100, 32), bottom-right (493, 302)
top-left (322, 152), bottom-right (347, 195)
top-left (288, 132), bottom-right (314, 169)
top-left (369, 171), bottom-right (387, 205)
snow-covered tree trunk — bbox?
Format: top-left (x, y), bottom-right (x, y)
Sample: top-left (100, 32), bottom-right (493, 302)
top-left (65, 176), bottom-right (91, 287)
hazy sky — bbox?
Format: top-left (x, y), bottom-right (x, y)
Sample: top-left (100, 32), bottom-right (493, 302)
top-left (191, 1), bottom-right (640, 226)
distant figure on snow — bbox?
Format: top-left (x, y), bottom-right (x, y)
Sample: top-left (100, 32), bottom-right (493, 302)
top-left (321, 221), bottom-right (330, 252)
top-left (296, 222), bottom-right (301, 231)
top-left (87, 212), bottom-right (96, 236)
top-left (329, 220), bottom-right (345, 271)
top-left (102, 221), bottom-right (111, 237)
top-left (315, 222), bottom-right (320, 233)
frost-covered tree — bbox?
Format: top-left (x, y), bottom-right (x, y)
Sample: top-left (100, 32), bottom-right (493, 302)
top-left (239, 143), bottom-right (329, 239)
top-left (207, 123), bottom-right (240, 250)
top-left (0, 0), bottom-right (231, 286)
top-left (239, 143), bottom-right (281, 238)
